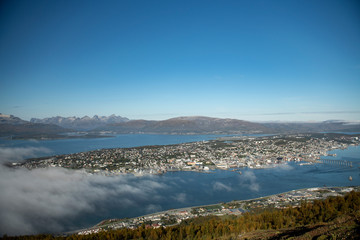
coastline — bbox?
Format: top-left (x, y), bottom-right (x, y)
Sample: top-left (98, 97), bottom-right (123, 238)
top-left (71, 185), bottom-right (360, 236)
top-left (2, 133), bottom-right (359, 236)
top-left (14, 133), bottom-right (360, 174)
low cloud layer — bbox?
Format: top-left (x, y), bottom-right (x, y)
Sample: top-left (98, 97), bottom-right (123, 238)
top-left (0, 147), bottom-right (169, 236)
top-left (0, 147), bottom-right (264, 236)
top-left (0, 147), bottom-right (52, 163)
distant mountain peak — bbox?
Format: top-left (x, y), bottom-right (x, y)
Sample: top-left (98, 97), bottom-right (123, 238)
top-left (0, 113), bottom-right (27, 125)
top-left (30, 114), bottom-right (129, 130)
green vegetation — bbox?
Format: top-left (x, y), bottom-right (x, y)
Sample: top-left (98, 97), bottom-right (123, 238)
top-left (3, 191), bottom-right (360, 240)
top-left (209, 141), bottom-right (232, 149)
top-left (274, 140), bottom-right (287, 146)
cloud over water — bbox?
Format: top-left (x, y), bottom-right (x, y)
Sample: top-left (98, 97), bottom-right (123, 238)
top-left (0, 146), bottom-right (265, 235)
top-left (0, 147), bottom-right (169, 235)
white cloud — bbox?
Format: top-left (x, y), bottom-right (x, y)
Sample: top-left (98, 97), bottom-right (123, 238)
top-left (238, 171), bottom-right (260, 192)
top-left (0, 147), bottom-right (169, 236)
top-left (213, 182), bottom-right (232, 192)
top-left (0, 147), bottom-right (52, 163)
top-left (171, 193), bottom-right (187, 203)
top-left (145, 204), bottom-right (162, 214)
top-left (275, 163), bottom-right (294, 171)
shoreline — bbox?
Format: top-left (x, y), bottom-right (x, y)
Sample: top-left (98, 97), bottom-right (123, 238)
top-left (2, 133), bottom-right (359, 237)
top-left (9, 134), bottom-right (359, 177)
top-left (70, 185), bottom-right (360, 236)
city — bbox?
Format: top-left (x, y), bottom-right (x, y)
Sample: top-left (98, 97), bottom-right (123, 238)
top-left (15, 133), bottom-right (360, 175)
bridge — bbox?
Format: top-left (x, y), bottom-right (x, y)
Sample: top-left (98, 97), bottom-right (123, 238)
top-left (316, 159), bottom-right (355, 167)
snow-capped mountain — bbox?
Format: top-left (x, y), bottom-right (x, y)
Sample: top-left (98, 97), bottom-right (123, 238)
top-left (30, 114), bottom-right (129, 130)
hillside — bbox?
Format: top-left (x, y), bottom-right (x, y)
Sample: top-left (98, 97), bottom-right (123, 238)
top-left (237, 216), bottom-right (359, 239)
top-left (97, 116), bottom-right (270, 134)
top-left (0, 123), bottom-right (69, 137)
top-left (263, 120), bottom-right (360, 134)
top-left (95, 116), bottom-right (360, 135)
top-left (2, 114), bottom-right (360, 136)
top-left (0, 114), bottom-right (71, 139)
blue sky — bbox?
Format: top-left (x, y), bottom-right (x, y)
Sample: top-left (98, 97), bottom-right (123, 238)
top-left (0, 0), bottom-right (359, 122)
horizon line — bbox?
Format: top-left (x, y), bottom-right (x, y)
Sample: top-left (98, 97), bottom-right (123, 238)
top-left (2, 112), bottom-right (360, 124)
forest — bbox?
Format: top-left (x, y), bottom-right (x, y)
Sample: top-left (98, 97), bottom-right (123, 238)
top-left (2, 191), bottom-right (360, 240)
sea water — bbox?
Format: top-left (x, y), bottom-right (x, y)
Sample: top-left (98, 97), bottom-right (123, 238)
top-left (0, 135), bottom-right (359, 234)
top-left (0, 134), bottom-right (227, 157)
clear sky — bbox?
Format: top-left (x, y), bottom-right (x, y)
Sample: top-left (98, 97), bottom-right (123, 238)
top-left (0, 0), bottom-right (359, 122)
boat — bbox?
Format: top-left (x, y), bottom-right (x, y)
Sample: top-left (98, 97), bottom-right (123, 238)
top-left (349, 176), bottom-right (353, 181)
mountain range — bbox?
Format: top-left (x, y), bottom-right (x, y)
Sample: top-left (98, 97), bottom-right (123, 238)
top-left (262, 120), bottom-right (360, 134)
top-left (30, 114), bottom-right (129, 130)
top-left (0, 113), bottom-right (28, 125)
top-left (0, 113), bottom-right (70, 138)
top-left (97, 116), bottom-right (269, 134)
top-left (1, 113), bottom-right (360, 139)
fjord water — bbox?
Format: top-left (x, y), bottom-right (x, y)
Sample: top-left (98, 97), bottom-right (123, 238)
top-left (74, 146), bottom-right (360, 232)
top-left (0, 135), bottom-right (359, 234)
top-left (0, 134), bottom-right (227, 158)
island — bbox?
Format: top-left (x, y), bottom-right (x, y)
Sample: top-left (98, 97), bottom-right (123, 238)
top-left (13, 133), bottom-right (360, 174)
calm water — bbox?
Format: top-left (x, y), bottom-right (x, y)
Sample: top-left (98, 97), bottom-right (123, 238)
top-left (0, 135), bottom-right (359, 234)
top-left (73, 146), bottom-right (359, 231)
top-left (0, 134), bottom-right (227, 158)
top-left (109, 146), bottom-right (360, 212)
